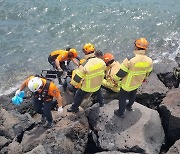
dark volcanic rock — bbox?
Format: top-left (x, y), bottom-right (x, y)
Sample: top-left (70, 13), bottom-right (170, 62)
top-left (137, 73), bottom-right (168, 109)
top-left (0, 90), bottom-right (34, 116)
top-left (14, 105), bottom-right (89, 154)
top-left (159, 89), bottom-right (180, 147)
top-left (0, 108), bottom-right (35, 140)
top-left (87, 101), bottom-right (164, 154)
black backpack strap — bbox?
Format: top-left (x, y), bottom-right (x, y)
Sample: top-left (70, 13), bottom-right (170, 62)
top-left (41, 80), bottom-right (53, 101)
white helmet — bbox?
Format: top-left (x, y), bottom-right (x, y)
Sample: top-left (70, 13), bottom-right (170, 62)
top-left (28, 77), bottom-right (43, 92)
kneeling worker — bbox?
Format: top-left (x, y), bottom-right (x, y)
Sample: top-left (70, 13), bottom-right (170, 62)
top-left (67, 43), bottom-right (106, 112)
top-left (15, 76), bottom-right (63, 128)
top-left (102, 53), bottom-right (121, 93)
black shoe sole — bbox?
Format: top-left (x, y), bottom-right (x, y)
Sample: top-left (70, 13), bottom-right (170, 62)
top-left (114, 110), bottom-right (125, 118)
top-left (67, 108), bottom-right (79, 113)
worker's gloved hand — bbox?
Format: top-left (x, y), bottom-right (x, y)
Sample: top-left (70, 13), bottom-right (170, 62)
top-left (15, 89), bottom-right (21, 96)
top-left (58, 106), bottom-right (63, 113)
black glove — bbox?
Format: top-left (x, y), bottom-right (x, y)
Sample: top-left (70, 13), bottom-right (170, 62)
top-left (57, 69), bottom-right (63, 85)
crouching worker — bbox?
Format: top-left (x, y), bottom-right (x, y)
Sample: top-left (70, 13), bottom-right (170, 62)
top-left (48, 48), bottom-right (79, 72)
top-left (102, 53), bottom-right (121, 93)
top-left (48, 48), bottom-right (79, 84)
top-left (67, 43), bottom-right (106, 112)
top-left (15, 76), bottom-right (63, 128)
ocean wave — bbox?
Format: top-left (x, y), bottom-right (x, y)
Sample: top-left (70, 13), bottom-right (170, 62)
top-left (0, 0), bottom-right (180, 95)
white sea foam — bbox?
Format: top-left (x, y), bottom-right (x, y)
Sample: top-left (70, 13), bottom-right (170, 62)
top-left (0, 0), bottom-right (180, 96)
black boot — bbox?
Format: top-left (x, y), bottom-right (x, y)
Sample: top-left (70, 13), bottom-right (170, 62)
top-left (126, 106), bottom-right (133, 111)
top-left (43, 121), bottom-right (53, 128)
top-left (99, 103), bottom-right (104, 107)
top-left (39, 115), bottom-right (46, 124)
top-left (114, 109), bottom-right (125, 118)
top-left (67, 106), bottom-right (79, 113)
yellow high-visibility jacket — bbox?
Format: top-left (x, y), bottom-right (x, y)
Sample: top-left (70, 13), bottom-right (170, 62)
top-left (102, 61), bottom-right (121, 92)
top-left (70, 70), bottom-right (81, 89)
top-left (71, 54), bottom-right (106, 92)
top-left (114, 50), bottom-right (153, 92)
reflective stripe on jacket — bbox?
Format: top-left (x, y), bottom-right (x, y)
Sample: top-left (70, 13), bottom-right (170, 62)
top-left (70, 70), bottom-right (81, 88)
top-left (71, 55), bottom-right (106, 92)
top-left (102, 61), bottom-right (121, 92)
top-left (117, 50), bottom-right (153, 92)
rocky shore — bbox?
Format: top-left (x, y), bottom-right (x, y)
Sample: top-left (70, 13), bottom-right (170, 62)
top-left (0, 57), bottom-right (180, 154)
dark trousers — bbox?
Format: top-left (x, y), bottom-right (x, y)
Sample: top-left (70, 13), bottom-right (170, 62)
top-left (72, 88), bottom-right (104, 109)
top-left (118, 88), bottom-right (137, 114)
top-left (33, 97), bottom-right (53, 123)
top-left (48, 56), bottom-right (66, 71)
top-left (63, 77), bottom-right (77, 94)
top-left (174, 78), bottom-right (180, 88)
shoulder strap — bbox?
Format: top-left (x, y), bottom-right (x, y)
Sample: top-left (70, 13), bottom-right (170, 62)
top-left (41, 80), bottom-right (51, 100)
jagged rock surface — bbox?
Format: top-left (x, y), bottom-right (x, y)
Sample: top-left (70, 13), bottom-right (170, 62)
top-left (7, 105), bottom-right (89, 154)
top-left (166, 139), bottom-right (180, 154)
top-left (87, 100), bottom-right (165, 154)
top-left (159, 89), bottom-right (180, 146)
top-left (0, 108), bottom-right (35, 140)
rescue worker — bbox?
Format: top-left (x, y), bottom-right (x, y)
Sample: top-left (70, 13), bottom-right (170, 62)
top-left (102, 53), bottom-right (121, 93)
top-left (113, 38), bottom-right (153, 118)
top-left (79, 50), bottom-right (103, 65)
top-left (15, 76), bottom-right (63, 128)
top-left (95, 50), bottom-right (103, 59)
top-left (48, 48), bottom-right (79, 72)
top-left (67, 43), bottom-right (106, 112)
top-left (63, 57), bottom-right (80, 95)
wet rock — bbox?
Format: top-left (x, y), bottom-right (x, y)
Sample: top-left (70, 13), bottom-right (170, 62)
top-left (87, 101), bottom-right (164, 154)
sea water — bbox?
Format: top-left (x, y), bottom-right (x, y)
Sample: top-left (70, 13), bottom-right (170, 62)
top-left (0, 0), bottom-right (180, 95)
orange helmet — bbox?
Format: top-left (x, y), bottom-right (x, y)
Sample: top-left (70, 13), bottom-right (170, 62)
top-left (83, 43), bottom-right (95, 54)
top-left (103, 53), bottom-right (114, 64)
top-left (135, 37), bottom-right (148, 49)
top-left (69, 48), bottom-right (78, 58)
